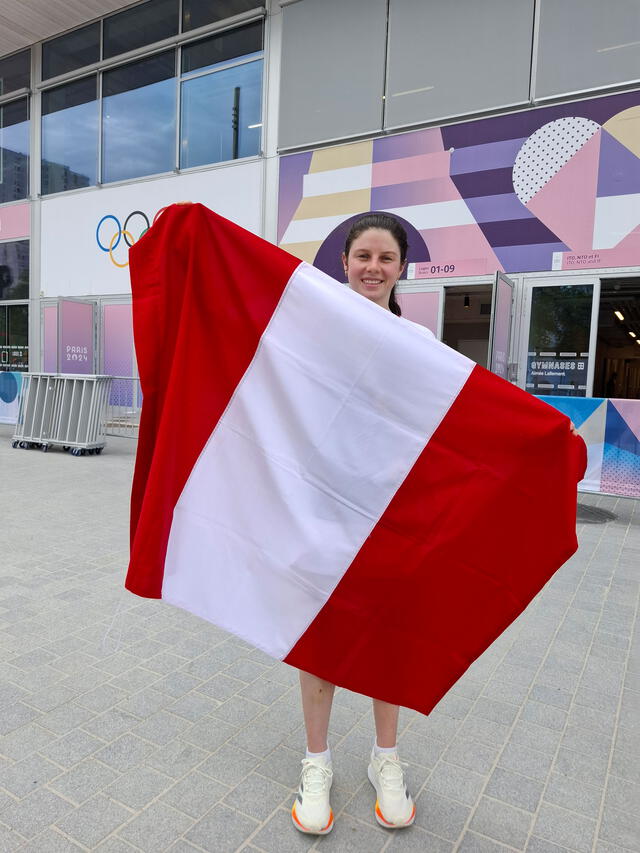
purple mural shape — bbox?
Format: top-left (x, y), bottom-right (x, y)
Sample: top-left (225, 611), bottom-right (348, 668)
top-left (597, 130), bottom-right (640, 197)
top-left (58, 300), bottom-right (95, 375)
top-left (313, 212), bottom-right (430, 283)
top-left (279, 90), bottom-right (640, 278)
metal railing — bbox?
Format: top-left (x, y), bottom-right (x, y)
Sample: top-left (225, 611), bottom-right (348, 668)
top-left (105, 376), bottom-right (141, 438)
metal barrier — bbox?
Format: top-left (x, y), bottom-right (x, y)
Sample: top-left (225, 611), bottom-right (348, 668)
top-left (105, 376), bottom-right (141, 438)
top-left (13, 373), bottom-right (113, 455)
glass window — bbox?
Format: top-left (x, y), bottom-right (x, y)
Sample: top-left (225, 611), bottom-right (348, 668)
top-left (0, 240), bottom-right (29, 301)
top-left (0, 304), bottom-right (29, 371)
top-left (181, 60), bottom-right (262, 167)
top-left (536, 0), bottom-right (640, 99)
top-left (0, 50), bottom-right (30, 95)
top-left (182, 0), bottom-right (260, 32)
top-left (102, 51), bottom-right (176, 183)
top-left (526, 284), bottom-right (594, 397)
top-left (42, 23), bottom-right (100, 81)
top-left (0, 98), bottom-right (29, 203)
top-left (41, 77), bottom-right (98, 195)
top-left (385, 0), bottom-right (532, 128)
top-left (181, 21), bottom-right (263, 74)
top-left (103, 0), bottom-right (179, 59)
top-left (180, 23), bottom-right (263, 168)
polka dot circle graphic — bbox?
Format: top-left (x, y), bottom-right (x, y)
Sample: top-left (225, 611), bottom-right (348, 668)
top-left (513, 117), bottom-right (601, 204)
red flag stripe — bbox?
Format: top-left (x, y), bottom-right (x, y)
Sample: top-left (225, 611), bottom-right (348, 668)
top-left (126, 204), bottom-right (300, 598)
top-left (285, 365), bottom-right (585, 715)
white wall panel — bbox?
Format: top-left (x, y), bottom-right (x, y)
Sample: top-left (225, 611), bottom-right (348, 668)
top-left (39, 161), bottom-right (263, 297)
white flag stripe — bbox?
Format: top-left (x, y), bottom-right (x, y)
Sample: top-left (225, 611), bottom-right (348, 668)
top-left (302, 163), bottom-right (373, 197)
top-left (163, 263), bottom-right (474, 658)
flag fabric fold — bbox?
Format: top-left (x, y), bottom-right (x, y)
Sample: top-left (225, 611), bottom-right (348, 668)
top-left (125, 203), bottom-right (586, 715)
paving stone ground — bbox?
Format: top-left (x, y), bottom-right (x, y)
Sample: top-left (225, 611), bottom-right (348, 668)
top-left (1, 424), bottom-right (639, 853)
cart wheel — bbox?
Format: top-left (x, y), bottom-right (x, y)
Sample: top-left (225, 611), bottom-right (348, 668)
top-left (80, 449), bottom-right (86, 456)
top-left (43, 445), bottom-right (48, 453)
top-left (63, 446), bottom-right (70, 452)
top-left (96, 447), bottom-right (103, 455)
top-left (12, 440), bottom-right (18, 448)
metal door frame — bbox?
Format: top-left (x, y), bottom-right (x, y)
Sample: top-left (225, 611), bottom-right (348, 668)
top-left (519, 275), bottom-right (601, 397)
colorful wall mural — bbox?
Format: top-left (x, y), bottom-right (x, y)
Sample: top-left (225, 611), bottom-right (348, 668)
top-left (278, 91), bottom-right (640, 281)
top-left (542, 397), bottom-right (640, 499)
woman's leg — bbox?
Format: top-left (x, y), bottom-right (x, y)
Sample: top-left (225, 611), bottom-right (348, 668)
top-left (372, 699), bottom-right (399, 747)
top-left (293, 671), bottom-right (336, 835)
top-left (369, 700), bottom-right (415, 828)
top-left (299, 670), bottom-right (336, 752)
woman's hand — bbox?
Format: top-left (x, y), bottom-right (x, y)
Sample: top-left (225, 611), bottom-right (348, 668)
top-left (570, 420), bottom-right (579, 437)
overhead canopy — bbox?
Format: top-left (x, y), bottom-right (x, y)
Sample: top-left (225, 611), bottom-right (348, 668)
top-left (0, 0), bottom-right (134, 59)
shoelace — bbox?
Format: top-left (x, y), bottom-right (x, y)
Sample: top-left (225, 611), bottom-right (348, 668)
top-left (300, 758), bottom-right (333, 795)
top-left (376, 755), bottom-right (409, 792)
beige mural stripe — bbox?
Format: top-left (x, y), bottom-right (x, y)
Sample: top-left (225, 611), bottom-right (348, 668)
top-left (309, 140), bottom-right (373, 173)
top-left (280, 240), bottom-right (323, 264)
top-left (603, 106), bottom-right (640, 158)
top-left (294, 188), bottom-right (371, 220)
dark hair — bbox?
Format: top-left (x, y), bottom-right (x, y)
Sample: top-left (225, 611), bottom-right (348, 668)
top-left (343, 213), bottom-right (408, 316)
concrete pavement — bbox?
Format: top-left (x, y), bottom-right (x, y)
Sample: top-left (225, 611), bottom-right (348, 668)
top-left (1, 424), bottom-right (639, 852)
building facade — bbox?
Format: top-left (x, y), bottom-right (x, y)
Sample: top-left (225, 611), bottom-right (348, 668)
top-left (0, 0), bottom-right (639, 495)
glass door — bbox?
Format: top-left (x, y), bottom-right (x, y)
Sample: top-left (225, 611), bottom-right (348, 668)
top-left (520, 278), bottom-right (600, 397)
top-left (488, 272), bottom-right (514, 380)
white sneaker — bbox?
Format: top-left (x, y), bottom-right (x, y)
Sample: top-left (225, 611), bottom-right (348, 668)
top-left (368, 750), bottom-right (416, 828)
top-left (291, 756), bottom-right (334, 834)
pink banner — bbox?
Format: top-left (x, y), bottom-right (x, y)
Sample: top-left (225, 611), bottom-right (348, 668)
top-left (58, 300), bottom-right (95, 374)
top-left (552, 244), bottom-right (640, 271)
top-left (408, 259), bottom-right (487, 280)
top-left (43, 305), bottom-right (58, 372)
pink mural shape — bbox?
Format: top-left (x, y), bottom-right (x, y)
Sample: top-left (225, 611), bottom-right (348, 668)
top-left (419, 225), bottom-right (495, 272)
top-left (526, 130), bottom-right (601, 253)
top-left (610, 399), bottom-right (640, 444)
top-left (372, 151), bottom-right (451, 186)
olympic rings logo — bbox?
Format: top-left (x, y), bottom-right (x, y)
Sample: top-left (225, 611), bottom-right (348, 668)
top-left (96, 207), bottom-right (168, 268)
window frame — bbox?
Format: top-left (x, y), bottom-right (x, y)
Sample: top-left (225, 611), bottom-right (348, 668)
top-left (34, 7), bottom-right (266, 194)
top-left (0, 96), bottom-right (31, 203)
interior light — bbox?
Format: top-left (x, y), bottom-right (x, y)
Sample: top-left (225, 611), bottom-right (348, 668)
top-left (630, 331), bottom-right (637, 338)
top-left (614, 310), bottom-right (624, 321)
top-left (247, 123), bottom-right (262, 129)
top-left (463, 294), bottom-right (470, 309)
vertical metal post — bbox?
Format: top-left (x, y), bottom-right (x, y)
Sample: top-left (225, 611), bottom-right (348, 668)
top-left (232, 86), bottom-right (240, 159)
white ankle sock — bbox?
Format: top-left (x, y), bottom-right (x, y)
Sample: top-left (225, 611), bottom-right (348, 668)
top-left (374, 741), bottom-right (398, 755)
top-left (306, 746), bottom-right (331, 763)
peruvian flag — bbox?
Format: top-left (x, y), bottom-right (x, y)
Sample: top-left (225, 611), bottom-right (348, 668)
top-left (125, 203), bottom-right (586, 716)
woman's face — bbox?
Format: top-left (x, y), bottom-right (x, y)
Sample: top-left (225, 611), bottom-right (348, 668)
top-left (342, 228), bottom-right (405, 311)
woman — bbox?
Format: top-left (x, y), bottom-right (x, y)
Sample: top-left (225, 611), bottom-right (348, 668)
top-left (292, 213), bottom-right (416, 835)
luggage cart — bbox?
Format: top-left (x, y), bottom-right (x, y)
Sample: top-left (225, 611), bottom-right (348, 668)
top-left (12, 374), bottom-right (113, 456)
